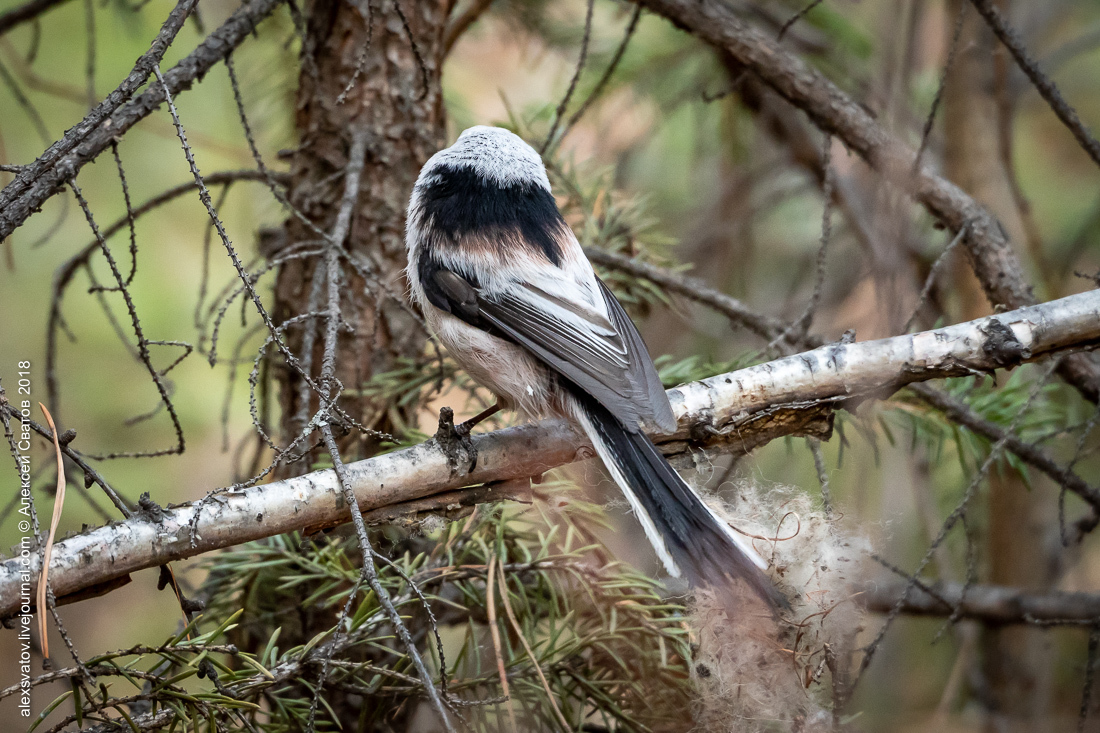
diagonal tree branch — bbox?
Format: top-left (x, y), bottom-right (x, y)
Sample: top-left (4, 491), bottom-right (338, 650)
top-left (1, 288), bottom-right (1098, 618)
top-left (0, 0), bottom-right (73, 36)
top-left (968, 0), bottom-right (1100, 171)
top-left (632, 0), bottom-right (1100, 403)
top-left (585, 247), bottom-right (787, 342)
top-left (0, 0), bottom-right (198, 224)
top-left (0, 0), bottom-right (284, 241)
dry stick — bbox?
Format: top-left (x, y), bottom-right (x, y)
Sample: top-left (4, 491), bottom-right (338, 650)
top-left (0, 0), bottom-right (283, 240)
top-left (559, 5), bottom-right (643, 143)
top-left (307, 126), bottom-right (455, 733)
top-left (303, 127), bottom-right (369, 733)
top-left (69, 181), bottom-right (187, 460)
top-left (776, 0), bottom-right (825, 42)
top-left (392, 0), bottom-right (430, 102)
top-left (1061, 406), bottom-right (1100, 540)
top-left (913, 0), bottom-right (967, 172)
top-left (807, 437), bottom-right (832, 518)
top-left (225, 54), bottom-right (327, 242)
top-left (367, 550), bottom-right (451, 698)
top-left (35, 403), bottom-right (65, 662)
top-left (770, 133), bottom-right (834, 350)
top-left (584, 248), bottom-right (786, 342)
top-left (902, 224), bottom-right (968, 333)
top-left (337, 0), bottom-right (374, 104)
top-left (496, 561), bottom-right (572, 731)
top-left (486, 555), bottom-right (518, 730)
top-left (109, 142), bottom-right (138, 287)
top-left (5, 289), bottom-right (1100, 617)
top-left (968, 0), bottom-right (1100, 171)
top-left (320, 425), bottom-right (457, 730)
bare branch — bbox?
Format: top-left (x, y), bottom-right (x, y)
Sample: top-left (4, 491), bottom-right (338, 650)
top-left (1, 289), bottom-right (1098, 618)
top-left (969, 0), bottom-right (1100, 171)
top-left (0, 0), bottom-right (198, 230)
top-left (860, 580), bottom-right (1100, 625)
top-left (632, 0), bottom-right (1100, 402)
top-left (584, 247), bottom-right (787, 342)
top-left (0, 0), bottom-right (72, 36)
top-left (0, 0), bottom-right (284, 241)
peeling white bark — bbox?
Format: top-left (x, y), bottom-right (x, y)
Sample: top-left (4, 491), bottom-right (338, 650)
top-left (1, 289), bottom-right (1097, 617)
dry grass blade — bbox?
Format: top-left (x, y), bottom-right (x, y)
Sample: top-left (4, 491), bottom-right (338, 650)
top-left (485, 555), bottom-right (517, 730)
top-left (37, 402), bottom-right (67, 661)
top-left (497, 561), bottom-right (571, 731)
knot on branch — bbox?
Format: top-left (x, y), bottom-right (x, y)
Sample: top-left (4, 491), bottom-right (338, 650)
top-left (138, 492), bottom-right (166, 522)
top-left (981, 318), bottom-right (1030, 368)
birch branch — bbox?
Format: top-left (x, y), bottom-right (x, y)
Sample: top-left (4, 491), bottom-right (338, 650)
top-left (1, 289), bottom-right (1098, 618)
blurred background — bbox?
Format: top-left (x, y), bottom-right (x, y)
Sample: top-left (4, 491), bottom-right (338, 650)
top-left (1, 0), bottom-right (1100, 730)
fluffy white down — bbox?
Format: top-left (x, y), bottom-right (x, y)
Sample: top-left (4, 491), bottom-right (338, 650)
top-left (690, 482), bottom-right (869, 732)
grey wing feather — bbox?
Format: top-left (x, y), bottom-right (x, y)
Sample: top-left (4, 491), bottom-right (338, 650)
top-left (597, 279), bottom-right (677, 434)
top-left (473, 278), bottom-right (674, 433)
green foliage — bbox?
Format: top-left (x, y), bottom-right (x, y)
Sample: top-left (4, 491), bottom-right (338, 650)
top-left (653, 352), bottom-right (760, 388)
top-left (868, 367), bottom-right (1081, 493)
top-left (57, 492), bottom-right (693, 731)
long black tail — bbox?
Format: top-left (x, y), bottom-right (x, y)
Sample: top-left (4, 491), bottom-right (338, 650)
top-left (572, 391), bottom-right (787, 609)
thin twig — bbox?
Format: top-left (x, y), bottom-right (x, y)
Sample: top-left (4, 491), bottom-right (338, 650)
top-left (541, 0), bottom-right (595, 154)
top-left (969, 0), bottom-right (1100, 171)
top-left (559, 5), bottom-right (642, 142)
top-left (777, 0), bottom-right (824, 42)
top-left (913, 0), bottom-right (967, 173)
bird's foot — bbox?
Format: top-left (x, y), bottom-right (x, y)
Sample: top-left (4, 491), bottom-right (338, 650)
top-left (454, 401), bottom-right (503, 437)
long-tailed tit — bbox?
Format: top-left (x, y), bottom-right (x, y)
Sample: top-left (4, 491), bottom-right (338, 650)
top-left (406, 126), bottom-right (784, 607)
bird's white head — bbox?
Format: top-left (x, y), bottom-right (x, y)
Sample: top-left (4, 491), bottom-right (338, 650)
top-left (416, 126), bottom-right (552, 192)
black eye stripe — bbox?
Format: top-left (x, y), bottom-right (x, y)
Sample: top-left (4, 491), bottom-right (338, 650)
top-left (418, 164), bottom-right (565, 267)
